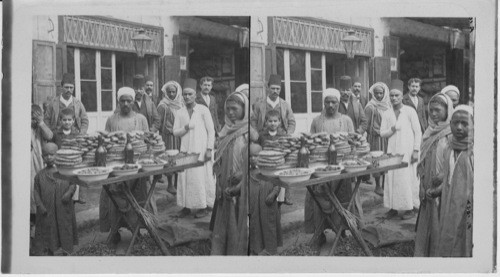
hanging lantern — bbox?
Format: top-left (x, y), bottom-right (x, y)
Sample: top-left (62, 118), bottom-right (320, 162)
top-left (131, 28), bottom-right (152, 58)
top-left (341, 29), bottom-right (362, 59)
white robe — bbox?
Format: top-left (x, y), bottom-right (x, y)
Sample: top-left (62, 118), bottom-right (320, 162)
top-left (380, 105), bottom-right (422, 210)
top-left (173, 104), bottom-right (216, 209)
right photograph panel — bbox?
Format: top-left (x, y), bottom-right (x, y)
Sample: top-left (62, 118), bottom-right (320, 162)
top-left (249, 16), bottom-right (475, 257)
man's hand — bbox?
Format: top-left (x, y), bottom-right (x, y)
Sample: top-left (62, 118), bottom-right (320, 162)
top-left (184, 124), bottom-right (190, 131)
top-left (62, 192), bottom-right (72, 204)
top-left (265, 188), bottom-right (280, 206)
top-left (205, 149), bottom-right (212, 161)
top-left (410, 151), bottom-right (419, 164)
top-left (38, 205), bottom-right (48, 216)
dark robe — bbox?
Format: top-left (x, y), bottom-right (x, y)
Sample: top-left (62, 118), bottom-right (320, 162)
top-left (33, 168), bottom-right (78, 254)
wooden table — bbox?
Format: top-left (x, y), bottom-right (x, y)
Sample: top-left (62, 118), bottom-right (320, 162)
top-left (256, 162), bottom-right (408, 256)
top-left (54, 161), bottom-right (204, 256)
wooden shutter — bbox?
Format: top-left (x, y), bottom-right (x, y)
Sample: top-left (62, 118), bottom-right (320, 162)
top-left (384, 36), bottom-right (400, 80)
top-left (159, 55), bottom-right (181, 86)
top-left (173, 34), bottom-right (189, 85)
top-left (371, 57), bottom-right (391, 86)
top-left (55, 43), bottom-right (67, 98)
top-left (250, 43), bottom-right (267, 106)
top-left (446, 48), bottom-right (466, 103)
top-left (33, 40), bottom-right (56, 109)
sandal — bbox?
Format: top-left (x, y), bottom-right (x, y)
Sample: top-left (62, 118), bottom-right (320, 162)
top-left (167, 186), bottom-right (177, 195)
top-left (194, 209), bottom-right (209, 218)
top-left (385, 209), bottom-right (398, 218)
top-left (177, 208), bottom-right (191, 218)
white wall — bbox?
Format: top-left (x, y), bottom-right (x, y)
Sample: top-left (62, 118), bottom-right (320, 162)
top-left (32, 15), bottom-right (58, 43)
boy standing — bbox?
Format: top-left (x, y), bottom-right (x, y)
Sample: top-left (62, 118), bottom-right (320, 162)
top-left (52, 108), bottom-right (84, 204)
top-left (258, 110), bottom-right (292, 205)
top-left (33, 143), bottom-right (78, 255)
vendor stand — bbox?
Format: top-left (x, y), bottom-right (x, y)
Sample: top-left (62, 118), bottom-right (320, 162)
top-left (54, 159), bottom-right (204, 256)
top-left (255, 161), bottom-right (408, 256)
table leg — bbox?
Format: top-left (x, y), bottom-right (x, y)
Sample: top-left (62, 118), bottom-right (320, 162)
top-left (103, 184), bottom-right (123, 245)
top-left (122, 180), bottom-right (170, 256)
top-left (324, 186), bottom-right (373, 256)
top-left (126, 177), bottom-right (161, 255)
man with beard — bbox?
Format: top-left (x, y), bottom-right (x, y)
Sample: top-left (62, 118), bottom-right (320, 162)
top-left (351, 76), bottom-right (368, 108)
top-left (44, 73), bottom-right (89, 134)
top-left (251, 74), bottom-right (296, 134)
top-left (196, 76), bottom-right (220, 135)
top-left (338, 76), bottom-right (368, 135)
top-left (144, 76), bottom-right (158, 106)
top-left (403, 78), bottom-right (428, 133)
top-left (131, 74), bottom-right (160, 133)
top-left (101, 87), bottom-right (150, 243)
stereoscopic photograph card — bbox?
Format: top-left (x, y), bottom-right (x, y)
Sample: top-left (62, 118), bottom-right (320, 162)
top-left (2, 0), bottom-right (496, 274)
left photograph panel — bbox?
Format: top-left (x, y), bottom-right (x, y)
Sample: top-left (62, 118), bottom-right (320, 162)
top-left (30, 15), bottom-right (250, 256)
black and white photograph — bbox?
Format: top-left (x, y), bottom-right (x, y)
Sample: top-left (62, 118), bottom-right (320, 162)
top-left (28, 15), bottom-right (250, 257)
top-left (249, 16), bottom-right (476, 258)
top-left (2, 0), bottom-right (496, 274)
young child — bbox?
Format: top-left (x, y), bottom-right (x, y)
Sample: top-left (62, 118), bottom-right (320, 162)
top-left (33, 143), bottom-right (78, 255)
top-left (53, 108), bottom-right (84, 204)
top-left (258, 110), bottom-right (292, 205)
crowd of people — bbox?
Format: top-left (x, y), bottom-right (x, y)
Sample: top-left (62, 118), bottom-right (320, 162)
top-left (30, 68), bottom-right (473, 257)
top-left (30, 72), bottom-right (252, 256)
top-left (248, 74), bottom-right (473, 257)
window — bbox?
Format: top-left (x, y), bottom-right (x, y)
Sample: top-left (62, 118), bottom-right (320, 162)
top-left (79, 49), bottom-right (97, 112)
top-left (289, 49), bottom-right (307, 113)
top-left (278, 49), bottom-right (325, 114)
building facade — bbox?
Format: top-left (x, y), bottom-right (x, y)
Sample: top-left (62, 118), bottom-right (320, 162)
top-left (32, 15), bottom-right (249, 133)
top-left (250, 16), bottom-right (473, 133)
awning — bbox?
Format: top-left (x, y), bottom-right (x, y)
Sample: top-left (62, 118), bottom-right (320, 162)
top-left (176, 16), bottom-right (249, 47)
top-left (270, 17), bottom-right (374, 57)
top-left (385, 18), bottom-right (466, 49)
top-left (59, 16), bottom-right (164, 56)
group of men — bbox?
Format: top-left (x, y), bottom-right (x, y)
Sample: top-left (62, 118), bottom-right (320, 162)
top-left (43, 73), bottom-right (221, 138)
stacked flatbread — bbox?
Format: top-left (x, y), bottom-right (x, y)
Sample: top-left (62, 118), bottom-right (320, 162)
top-left (347, 132), bottom-right (370, 154)
top-left (60, 138), bottom-right (82, 151)
top-left (55, 149), bottom-right (83, 167)
top-left (256, 150), bottom-right (285, 168)
top-left (145, 132), bottom-right (165, 153)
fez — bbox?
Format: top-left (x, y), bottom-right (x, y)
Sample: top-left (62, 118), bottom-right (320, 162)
top-left (339, 76), bottom-right (352, 90)
top-left (352, 76), bottom-right (362, 85)
top-left (268, 74), bottom-right (281, 86)
top-left (144, 75), bottom-right (153, 83)
top-left (133, 74), bottom-right (145, 88)
top-left (183, 78), bottom-right (197, 92)
top-left (390, 79), bottom-right (405, 93)
top-left (61, 73), bottom-right (75, 85)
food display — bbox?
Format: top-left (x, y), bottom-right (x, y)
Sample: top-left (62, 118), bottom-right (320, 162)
top-left (275, 168), bottom-right (315, 184)
top-left (364, 153), bottom-right (404, 168)
top-left (144, 132), bottom-right (166, 153)
top-left (313, 165), bottom-right (344, 178)
top-left (138, 158), bottom-right (167, 172)
top-left (55, 149), bottom-right (83, 168)
top-left (256, 150), bottom-right (285, 168)
top-left (73, 166), bottom-right (113, 182)
top-left (347, 132), bottom-right (370, 155)
top-left (340, 158), bottom-right (371, 173)
top-left (112, 163), bottom-right (141, 176)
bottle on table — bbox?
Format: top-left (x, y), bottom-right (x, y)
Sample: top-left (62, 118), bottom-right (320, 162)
top-left (327, 134), bottom-right (338, 165)
top-left (124, 133), bottom-right (134, 164)
top-left (95, 134), bottom-right (107, 167)
top-left (297, 136), bottom-right (310, 168)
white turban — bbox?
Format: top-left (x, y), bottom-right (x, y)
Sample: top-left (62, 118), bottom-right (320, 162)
top-left (441, 85), bottom-right (460, 97)
top-left (453, 104), bottom-right (473, 117)
top-left (235, 84), bottom-right (249, 98)
top-left (323, 88), bottom-right (341, 101)
top-left (117, 87), bottom-right (135, 100)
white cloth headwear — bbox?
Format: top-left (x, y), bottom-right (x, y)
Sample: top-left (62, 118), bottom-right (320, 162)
top-left (453, 104), bottom-right (473, 117)
top-left (117, 87), bottom-right (135, 100)
top-left (323, 88), bottom-right (341, 101)
top-left (441, 85), bottom-right (460, 97)
top-left (235, 84), bottom-right (249, 93)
